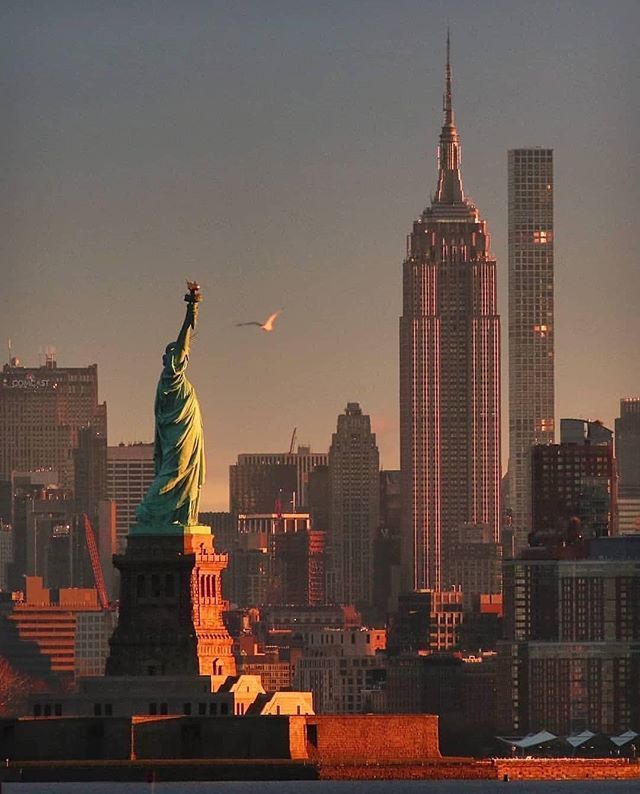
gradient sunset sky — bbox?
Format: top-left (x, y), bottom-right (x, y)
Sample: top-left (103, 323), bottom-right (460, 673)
top-left (2, 1), bottom-right (638, 509)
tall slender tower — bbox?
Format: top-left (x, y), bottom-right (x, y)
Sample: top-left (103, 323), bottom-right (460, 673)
top-left (400, 36), bottom-right (501, 592)
top-left (507, 148), bottom-right (554, 547)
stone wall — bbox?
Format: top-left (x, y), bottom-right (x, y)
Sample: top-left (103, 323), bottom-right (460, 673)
top-left (1, 714), bottom-right (440, 764)
top-left (133, 715), bottom-right (298, 760)
top-left (0, 717), bottom-right (132, 761)
top-left (493, 759), bottom-right (640, 780)
top-left (305, 715), bottom-right (441, 763)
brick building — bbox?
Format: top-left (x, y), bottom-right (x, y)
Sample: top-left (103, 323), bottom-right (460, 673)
top-left (531, 418), bottom-right (616, 543)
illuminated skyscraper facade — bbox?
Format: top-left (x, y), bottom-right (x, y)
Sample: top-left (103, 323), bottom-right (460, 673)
top-left (508, 148), bottom-right (554, 547)
top-left (0, 357), bottom-right (106, 490)
top-left (400, 39), bottom-right (501, 591)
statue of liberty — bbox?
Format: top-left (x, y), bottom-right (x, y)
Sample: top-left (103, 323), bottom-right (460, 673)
top-left (136, 282), bottom-right (205, 528)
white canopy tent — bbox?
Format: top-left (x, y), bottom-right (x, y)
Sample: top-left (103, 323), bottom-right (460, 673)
top-left (497, 730), bottom-right (558, 750)
top-left (610, 730), bottom-right (639, 748)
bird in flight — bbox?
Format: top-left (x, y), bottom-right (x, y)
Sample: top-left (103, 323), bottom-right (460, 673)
top-left (236, 309), bottom-right (283, 332)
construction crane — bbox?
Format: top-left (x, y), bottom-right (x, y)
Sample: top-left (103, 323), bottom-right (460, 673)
top-left (288, 427), bottom-right (297, 455)
top-left (82, 513), bottom-right (110, 610)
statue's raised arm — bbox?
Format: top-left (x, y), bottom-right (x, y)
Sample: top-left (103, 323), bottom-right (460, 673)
top-left (172, 281), bottom-right (202, 365)
top-left (135, 282), bottom-right (206, 530)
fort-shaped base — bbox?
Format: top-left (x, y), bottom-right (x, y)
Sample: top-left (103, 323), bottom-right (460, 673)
top-left (106, 528), bottom-right (235, 679)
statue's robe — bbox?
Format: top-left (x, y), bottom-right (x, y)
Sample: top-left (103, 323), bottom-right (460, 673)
top-left (136, 347), bottom-right (205, 527)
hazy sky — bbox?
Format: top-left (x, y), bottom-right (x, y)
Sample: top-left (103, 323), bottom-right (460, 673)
top-left (2, 1), bottom-right (638, 510)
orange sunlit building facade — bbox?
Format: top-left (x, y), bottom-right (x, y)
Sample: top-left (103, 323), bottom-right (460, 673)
top-left (3, 576), bottom-right (114, 680)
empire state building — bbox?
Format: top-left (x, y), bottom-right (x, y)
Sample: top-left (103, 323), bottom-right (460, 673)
top-left (400, 38), bottom-right (501, 591)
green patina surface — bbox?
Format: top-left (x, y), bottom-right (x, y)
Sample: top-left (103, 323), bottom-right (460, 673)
top-left (134, 289), bottom-right (205, 532)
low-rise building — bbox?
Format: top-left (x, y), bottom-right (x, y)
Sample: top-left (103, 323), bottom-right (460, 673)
top-left (294, 627), bottom-right (387, 714)
top-left (1, 576), bottom-right (114, 681)
top-left (31, 673), bottom-right (314, 719)
top-left (389, 589), bottom-right (464, 654)
top-left (234, 642), bottom-right (297, 691)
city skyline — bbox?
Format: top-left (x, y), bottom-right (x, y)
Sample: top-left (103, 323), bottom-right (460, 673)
top-left (2, 1), bottom-right (638, 511)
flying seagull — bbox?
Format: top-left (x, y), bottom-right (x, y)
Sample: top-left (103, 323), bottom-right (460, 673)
top-left (236, 309), bottom-right (283, 333)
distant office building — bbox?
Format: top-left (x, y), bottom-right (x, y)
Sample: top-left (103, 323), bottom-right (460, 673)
top-left (75, 607), bottom-right (117, 677)
top-left (618, 495), bottom-right (640, 536)
top-left (328, 403), bottom-right (380, 608)
top-left (0, 520), bottom-right (13, 590)
top-left (107, 443), bottom-right (155, 551)
top-left (616, 398), bottom-right (640, 495)
top-left (399, 39), bottom-right (501, 594)
top-left (0, 356), bottom-right (106, 489)
top-left (307, 464), bottom-right (330, 531)
top-left (74, 426), bottom-right (107, 527)
top-left (531, 419), bottom-right (616, 543)
top-left (294, 627), bottom-right (386, 713)
top-left (0, 479), bottom-right (12, 523)
top-left (458, 594), bottom-right (503, 652)
top-left (228, 513), bottom-right (309, 606)
top-left (10, 473), bottom-right (83, 590)
top-left (508, 148), bottom-right (554, 549)
top-left (447, 524), bottom-right (502, 610)
top-left (0, 576), bottom-right (114, 681)
top-left (6, 470), bottom-right (59, 588)
top-left (199, 511), bottom-right (235, 553)
top-left (226, 539), bottom-right (272, 608)
top-left (385, 652), bottom-right (497, 754)
top-left (230, 447), bottom-right (328, 514)
top-left (612, 400), bottom-right (640, 545)
top-left (373, 470), bottom-right (402, 619)
top-left (96, 499), bottom-right (117, 601)
top-left (230, 459), bottom-right (297, 516)
top-left (274, 528), bottom-right (326, 606)
top-left (75, 427), bottom-right (114, 590)
top-left (389, 589), bottom-right (464, 654)
top-left (237, 512), bottom-right (312, 543)
top-left (498, 537), bottom-right (640, 735)
top-left (258, 604), bottom-right (362, 634)
top-left (234, 637), bottom-right (300, 691)
top-left (227, 512), bottom-right (324, 607)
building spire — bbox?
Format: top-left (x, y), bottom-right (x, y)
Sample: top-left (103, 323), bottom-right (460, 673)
top-left (444, 27), bottom-right (453, 126)
top-left (433, 30), bottom-right (465, 206)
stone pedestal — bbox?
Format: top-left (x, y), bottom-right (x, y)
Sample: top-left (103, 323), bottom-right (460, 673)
top-left (106, 525), bottom-right (236, 678)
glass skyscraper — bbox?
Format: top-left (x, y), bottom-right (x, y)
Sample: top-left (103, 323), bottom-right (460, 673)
top-left (508, 148), bottom-right (554, 547)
